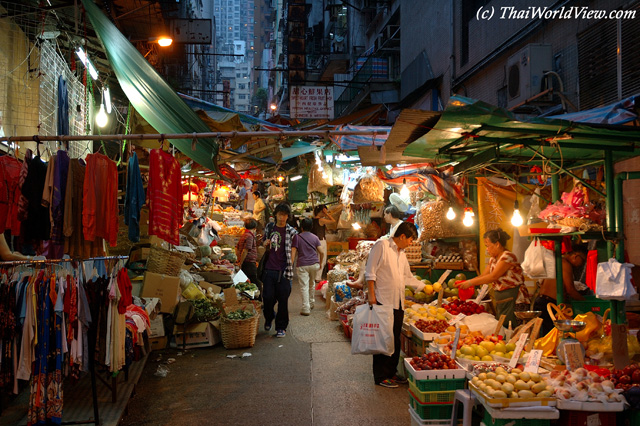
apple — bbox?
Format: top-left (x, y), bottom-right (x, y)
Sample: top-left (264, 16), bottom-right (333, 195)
top-left (480, 341), bottom-right (496, 353)
top-left (481, 355), bottom-right (494, 362)
top-left (448, 278), bottom-right (457, 289)
top-left (505, 342), bottom-right (516, 352)
top-left (455, 273), bottom-right (467, 281)
top-left (494, 342), bottom-right (507, 353)
top-left (476, 346), bottom-right (489, 358)
top-left (461, 345), bottom-right (475, 356)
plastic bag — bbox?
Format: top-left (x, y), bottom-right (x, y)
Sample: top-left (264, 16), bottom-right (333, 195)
top-left (521, 238), bottom-right (555, 279)
top-left (337, 208), bottom-right (354, 229)
top-left (308, 162), bottom-right (333, 195)
top-left (596, 258), bottom-right (637, 300)
top-left (353, 173), bottom-right (384, 203)
top-left (334, 282), bottom-right (352, 302)
top-left (418, 200), bottom-right (463, 241)
top-left (351, 304), bottom-right (394, 356)
top-left (459, 312), bottom-right (499, 336)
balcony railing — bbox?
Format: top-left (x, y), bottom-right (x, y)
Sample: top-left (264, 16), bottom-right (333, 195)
top-left (334, 55), bottom-right (389, 116)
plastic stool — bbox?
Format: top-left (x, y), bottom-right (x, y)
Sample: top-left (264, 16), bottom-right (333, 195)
top-left (450, 389), bottom-right (476, 426)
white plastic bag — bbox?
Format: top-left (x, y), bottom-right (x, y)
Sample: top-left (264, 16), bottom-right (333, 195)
top-left (521, 238), bottom-right (555, 279)
top-left (351, 304), bottom-right (394, 356)
top-left (596, 258), bottom-right (637, 301)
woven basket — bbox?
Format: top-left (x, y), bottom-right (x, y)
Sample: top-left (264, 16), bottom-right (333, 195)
top-left (220, 306), bottom-right (259, 349)
top-left (556, 217), bottom-right (591, 228)
top-left (146, 245), bottom-right (187, 276)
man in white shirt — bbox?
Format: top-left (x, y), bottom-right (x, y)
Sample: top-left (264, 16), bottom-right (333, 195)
top-left (365, 221), bottom-right (425, 388)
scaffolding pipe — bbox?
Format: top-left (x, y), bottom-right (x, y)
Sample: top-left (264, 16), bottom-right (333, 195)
top-left (0, 129), bottom-right (383, 144)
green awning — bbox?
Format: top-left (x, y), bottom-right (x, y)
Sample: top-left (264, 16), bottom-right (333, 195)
top-left (404, 96), bottom-right (640, 168)
top-left (81, 0), bottom-right (219, 172)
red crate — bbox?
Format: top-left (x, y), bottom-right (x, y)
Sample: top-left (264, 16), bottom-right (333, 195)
top-left (340, 320), bottom-right (352, 339)
top-left (348, 237), bottom-right (376, 250)
top-left (559, 410), bottom-right (616, 426)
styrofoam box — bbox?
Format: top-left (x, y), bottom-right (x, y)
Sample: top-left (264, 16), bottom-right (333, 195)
top-left (410, 324), bottom-right (440, 342)
top-left (404, 358), bottom-right (467, 380)
top-left (556, 399), bottom-right (624, 412)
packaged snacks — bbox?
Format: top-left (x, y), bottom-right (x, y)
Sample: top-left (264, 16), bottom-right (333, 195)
top-left (353, 173), bottom-right (384, 203)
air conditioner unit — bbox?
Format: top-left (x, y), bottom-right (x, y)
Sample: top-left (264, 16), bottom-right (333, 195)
top-left (506, 44), bottom-right (552, 109)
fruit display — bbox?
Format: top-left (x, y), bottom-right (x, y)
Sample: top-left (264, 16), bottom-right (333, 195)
top-left (610, 363), bottom-right (640, 392)
top-left (470, 366), bottom-right (553, 400)
top-left (548, 368), bottom-right (624, 403)
top-left (442, 299), bottom-right (485, 316)
top-left (414, 319), bottom-right (449, 334)
top-left (454, 337), bottom-right (521, 362)
top-left (404, 304), bottom-right (449, 325)
top-left (585, 334), bottom-right (640, 361)
top-left (409, 352), bottom-right (459, 371)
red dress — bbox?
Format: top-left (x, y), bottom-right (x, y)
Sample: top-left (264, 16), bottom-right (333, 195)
top-left (148, 149), bottom-right (182, 245)
top-left (82, 153), bottom-right (118, 246)
top-left (0, 156), bottom-right (22, 235)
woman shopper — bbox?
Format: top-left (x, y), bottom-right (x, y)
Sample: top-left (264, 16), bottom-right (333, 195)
top-left (252, 191), bottom-right (267, 230)
top-left (294, 218), bottom-right (324, 315)
top-left (262, 203), bottom-right (298, 338)
top-left (311, 204), bottom-right (335, 284)
top-left (455, 228), bottom-right (530, 327)
top-left (236, 218), bottom-right (262, 298)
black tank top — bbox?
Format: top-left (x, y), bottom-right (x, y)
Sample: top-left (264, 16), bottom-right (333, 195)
top-left (312, 217), bottom-right (326, 240)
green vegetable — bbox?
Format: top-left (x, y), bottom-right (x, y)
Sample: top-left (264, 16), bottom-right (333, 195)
top-left (191, 299), bottom-right (221, 322)
top-left (234, 281), bottom-right (259, 293)
top-left (226, 308), bottom-right (255, 320)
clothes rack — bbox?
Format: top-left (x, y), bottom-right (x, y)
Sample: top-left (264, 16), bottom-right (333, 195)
top-left (0, 255), bottom-right (129, 426)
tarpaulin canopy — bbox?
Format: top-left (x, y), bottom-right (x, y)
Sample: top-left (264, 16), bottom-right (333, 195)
top-left (377, 164), bottom-right (464, 205)
top-left (280, 140), bottom-right (320, 161)
top-left (82, 0), bottom-right (220, 172)
top-left (330, 125), bottom-right (390, 150)
top-left (403, 95), bottom-right (640, 171)
top-left (548, 95), bottom-right (638, 125)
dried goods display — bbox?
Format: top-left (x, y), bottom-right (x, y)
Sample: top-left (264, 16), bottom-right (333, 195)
top-left (335, 297), bottom-right (366, 315)
top-left (353, 173), bottom-right (384, 203)
top-left (327, 269), bottom-right (348, 284)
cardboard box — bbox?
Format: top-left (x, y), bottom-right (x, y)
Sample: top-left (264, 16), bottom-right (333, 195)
top-left (327, 241), bottom-right (349, 256)
top-left (171, 321), bottom-right (221, 349)
top-left (141, 272), bottom-right (181, 314)
top-left (149, 315), bottom-right (165, 337)
top-left (149, 336), bottom-right (167, 351)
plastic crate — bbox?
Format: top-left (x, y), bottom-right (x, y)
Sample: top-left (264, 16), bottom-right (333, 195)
top-left (571, 298), bottom-right (610, 315)
top-left (408, 390), bottom-right (454, 420)
top-left (483, 411), bottom-right (550, 426)
top-left (409, 379), bottom-right (456, 403)
top-left (406, 372), bottom-right (467, 393)
top-left (409, 406), bottom-right (462, 426)
top-left (559, 410), bottom-right (616, 426)
top-left (340, 320), bottom-right (352, 339)
top-left (620, 409), bottom-right (640, 426)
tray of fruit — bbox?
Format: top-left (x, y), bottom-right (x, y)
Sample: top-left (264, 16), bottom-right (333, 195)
top-left (410, 319), bottom-right (450, 341)
top-left (404, 353), bottom-right (467, 380)
top-left (469, 367), bottom-right (556, 408)
top-left (548, 368), bottom-right (625, 411)
top-left (442, 299), bottom-right (486, 316)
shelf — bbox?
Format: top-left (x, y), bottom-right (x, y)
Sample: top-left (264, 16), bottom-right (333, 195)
top-left (530, 231), bottom-right (615, 240)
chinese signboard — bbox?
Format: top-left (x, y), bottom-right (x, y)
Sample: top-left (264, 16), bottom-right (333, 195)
top-left (290, 86), bottom-right (334, 119)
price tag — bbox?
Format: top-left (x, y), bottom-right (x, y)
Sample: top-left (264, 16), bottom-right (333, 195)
top-left (474, 284), bottom-right (489, 304)
top-left (449, 313), bottom-right (466, 326)
top-left (564, 342), bottom-right (585, 371)
top-left (524, 349), bottom-right (543, 373)
top-left (451, 327), bottom-right (461, 360)
top-left (509, 333), bottom-right (529, 368)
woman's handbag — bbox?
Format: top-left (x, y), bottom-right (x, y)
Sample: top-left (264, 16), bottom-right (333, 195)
top-left (257, 250), bottom-right (269, 279)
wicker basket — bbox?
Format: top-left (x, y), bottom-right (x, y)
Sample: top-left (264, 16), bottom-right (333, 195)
top-left (220, 306), bottom-right (259, 349)
top-left (556, 217), bottom-right (591, 228)
top-left (146, 245), bottom-right (187, 276)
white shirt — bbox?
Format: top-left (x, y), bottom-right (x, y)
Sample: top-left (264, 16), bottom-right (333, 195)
top-left (389, 219), bottom-right (402, 238)
top-left (364, 237), bottom-right (425, 310)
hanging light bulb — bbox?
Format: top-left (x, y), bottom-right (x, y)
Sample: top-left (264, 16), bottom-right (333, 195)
top-left (462, 207), bottom-right (475, 227)
top-left (511, 199), bottom-right (524, 227)
top-left (352, 222), bottom-right (361, 230)
top-left (103, 86), bottom-right (112, 113)
top-left (446, 206), bottom-right (456, 220)
top-left (95, 102), bottom-right (108, 128)
top-left (400, 178), bottom-right (410, 199)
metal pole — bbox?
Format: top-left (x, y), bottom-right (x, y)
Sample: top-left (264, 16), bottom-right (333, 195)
top-left (605, 150), bottom-right (615, 258)
top-left (0, 129), bottom-right (384, 144)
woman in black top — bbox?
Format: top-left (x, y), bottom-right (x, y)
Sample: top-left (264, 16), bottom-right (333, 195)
top-left (312, 204), bottom-right (336, 284)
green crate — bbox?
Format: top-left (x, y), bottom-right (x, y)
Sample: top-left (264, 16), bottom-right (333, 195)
top-left (483, 411), bottom-right (550, 426)
top-left (409, 379), bottom-right (456, 403)
top-left (407, 372), bottom-right (467, 392)
top-left (408, 391), bottom-right (454, 421)
top-left (571, 297), bottom-right (610, 315)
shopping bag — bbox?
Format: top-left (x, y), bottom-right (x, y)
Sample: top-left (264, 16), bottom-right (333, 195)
top-left (351, 304), bottom-right (394, 356)
top-left (596, 258), bottom-right (637, 301)
top-left (521, 238), bottom-right (555, 279)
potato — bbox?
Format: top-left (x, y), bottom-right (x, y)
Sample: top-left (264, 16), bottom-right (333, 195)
top-left (505, 374), bottom-right (517, 384)
top-left (514, 380), bottom-right (530, 391)
top-left (501, 383), bottom-right (515, 394)
top-left (518, 390), bottom-right (535, 399)
top-left (531, 382), bottom-right (547, 394)
top-left (519, 372), bottom-right (531, 382)
top-left (492, 390), bottom-right (507, 399)
top-left (530, 373), bottom-right (541, 383)
top-left (537, 390), bottom-right (553, 398)
top-left (495, 374), bottom-right (506, 383)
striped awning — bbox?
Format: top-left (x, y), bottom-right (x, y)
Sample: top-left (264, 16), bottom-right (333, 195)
top-left (330, 125), bottom-right (390, 150)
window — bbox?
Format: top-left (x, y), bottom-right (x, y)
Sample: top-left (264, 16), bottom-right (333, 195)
top-left (239, 94), bottom-right (247, 99)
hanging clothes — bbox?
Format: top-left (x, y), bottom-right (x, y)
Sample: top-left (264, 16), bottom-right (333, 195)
top-left (64, 159), bottom-right (104, 259)
top-left (17, 148), bottom-right (33, 222)
top-left (83, 153), bottom-right (118, 247)
top-left (0, 155), bottom-right (23, 236)
top-left (148, 149), bottom-right (182, 245)
top-left (124, 152), bottom-right (145, 243)
top-left (50, 150), bottom-right (70, 245)
top-left (57, 75), bottom-right (69, 137)
top-left (21, 156), bottom-right (50, 242)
